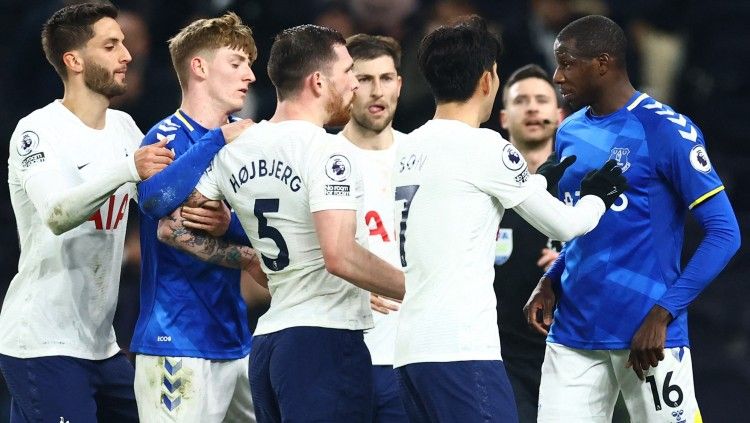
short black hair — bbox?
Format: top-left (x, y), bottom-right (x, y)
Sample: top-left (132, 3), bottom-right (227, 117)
top-left (346, 34), bottom-right (401, 73)
top-left (267, 24), bottom-right (346, 101)
top-left (42, 1), bottom-right (118, 79)
top-left (502, 64), bottom-right (554, 105)
top-left (418, 15), bottom-right (502, 103)
top-left (557, 15), bottom-right (627, 66)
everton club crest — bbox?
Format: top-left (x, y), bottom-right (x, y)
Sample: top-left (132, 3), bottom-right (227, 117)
top-left (609, 147), bottom-right (631, 172)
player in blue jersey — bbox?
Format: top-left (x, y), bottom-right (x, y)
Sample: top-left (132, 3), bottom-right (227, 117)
top-left (524, 15), bottom-right (741, 422)
top-left (130, 13), bottom-right (261, 422)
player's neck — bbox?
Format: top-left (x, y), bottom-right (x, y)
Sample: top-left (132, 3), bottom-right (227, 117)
top-left (270, 100), bottom-right (326, 127)
top-left (433, 102), bottom-right (484, 128)
top-left (61, 84), bottom-right (110, 130)
top-left (180, 95), bottom-right (232, 129)
top-left (511, 138), bottom-right (553, 173)
top-left (590, 79), bottom-right (636, 116)
top-left (341, 123), bottom-right (394, 150)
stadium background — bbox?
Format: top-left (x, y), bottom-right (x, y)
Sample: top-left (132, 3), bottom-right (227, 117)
top-left (0, 0), bottom-right (747, 420)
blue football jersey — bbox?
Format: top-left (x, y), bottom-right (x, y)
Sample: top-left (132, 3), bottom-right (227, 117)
top-left (549, 92), bottom-right (724, 349)
top-left (130, 110), bottom-right (251, 359)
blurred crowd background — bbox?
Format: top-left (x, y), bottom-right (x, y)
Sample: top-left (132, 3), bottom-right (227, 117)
top-left (0, 0), bottom-right (747, 421)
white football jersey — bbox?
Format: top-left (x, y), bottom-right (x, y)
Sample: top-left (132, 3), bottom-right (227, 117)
top-left (196, 120), bottom-right (372, 335)
top-left (338, 129), bottom-right (404, 365)
top-left (392, 119), bottom-right (540, 367)
top-left (1, 100), bottom-right (141, 359)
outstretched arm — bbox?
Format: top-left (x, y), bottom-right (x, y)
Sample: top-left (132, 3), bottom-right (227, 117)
top-left (139, 119), bottom-right (253, 219)
top-left (157, 189), bottom-right (267, 286)
top-left (29, 138), bottom-right (173, 235)
top-left (313, 209), bottom-right (405, 300)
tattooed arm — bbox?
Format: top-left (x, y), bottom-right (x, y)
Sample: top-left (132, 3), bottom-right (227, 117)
top-left (157, 189), bottom-right (268, 288)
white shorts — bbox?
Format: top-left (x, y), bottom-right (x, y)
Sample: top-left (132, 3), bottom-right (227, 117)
top-left (538, 343), bottom-right (702, 423)
top-left (134, 354), bottom-right (255, 423)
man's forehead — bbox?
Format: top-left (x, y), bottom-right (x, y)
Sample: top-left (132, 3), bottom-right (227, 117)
top-left (90, 17), bottom-right (124, 41)
top-left (354, 55), bottom-right (397, 73)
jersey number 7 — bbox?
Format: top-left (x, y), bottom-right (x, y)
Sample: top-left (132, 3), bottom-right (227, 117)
top-left (395, 185), bottom-right (420, 267)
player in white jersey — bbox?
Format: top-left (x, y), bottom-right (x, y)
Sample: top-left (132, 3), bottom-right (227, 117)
top-left (157, 25), bottom-right (405, 423)
top-left (338, 34), bottom-right (408, 423)
top-left (392, 16), bottom-right (628, 422)
top-left (0, 2), bottom-right (173, 422)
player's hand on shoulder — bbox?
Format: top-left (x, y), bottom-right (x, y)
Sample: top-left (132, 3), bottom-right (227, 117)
top-left (135, 137), bottom-right (175, 179)
top-left (524, 276), bottom-right (556, 336)
top-left (536, 153), bottom-right (576, 196)
top-left (626, 305), bottom-right (672, 380)
top-left (181, 200), bottom-right (231, 237)
top-left (370, 292), bottom-right (401, 315)
top-left (580, 159), bottom-right (628, 209)
top-left (221, 118), bottom-right (254, 144)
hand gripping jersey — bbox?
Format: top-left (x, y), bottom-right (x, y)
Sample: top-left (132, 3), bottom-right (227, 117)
top-left (196, 120), bottom-right (372, 336)
top-left (338, 130), bottom-right (405, 365)
top-left (392, 119), bottom-right (541, 367)
top-left (131, 110), bottom-right (251, 359)
top-left (549, 92), bottom-right (726, 349)
top-left (1, 100), bottom-right (141, 359)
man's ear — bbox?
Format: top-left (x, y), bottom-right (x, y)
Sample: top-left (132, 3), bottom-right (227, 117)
top-left (308, 71), bottom-right (325, 97)
top-left (596, 53), bottom-right (611, 76)
top-left (479, 70), bottom-right (493, 96)
top-left (190, 56), bottom-right (209, 80)
top-left (62, 51), bottom-right (83, 75)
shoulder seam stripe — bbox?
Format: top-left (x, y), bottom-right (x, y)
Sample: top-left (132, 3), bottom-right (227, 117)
top-left (174, 111), bottom-right (194, 132)
top-left (627, 93), bottom-right (650, 111)
top-left (689, 186), bottom-right (724, 209)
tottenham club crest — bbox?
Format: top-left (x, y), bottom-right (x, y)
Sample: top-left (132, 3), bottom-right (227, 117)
top-left (325, 154), bottom-right (351, 182)
top-left (689, 145), bottom-right (711, 173)
top-left (17, 131), bottom-right (40, 156)
top-left (609, 147), bottom-right (631, 172)
top-left (502, 144), bottom-right (524, 171)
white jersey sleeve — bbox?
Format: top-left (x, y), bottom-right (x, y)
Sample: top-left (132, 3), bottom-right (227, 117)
top-left (196, 158), bottom-right (226, 201)
top-left (471, 129), bottom-right (538, 209)
top-left (308, 135), bottom-right (364, 213)
top-left (9, 107), bottom-right (141, 235)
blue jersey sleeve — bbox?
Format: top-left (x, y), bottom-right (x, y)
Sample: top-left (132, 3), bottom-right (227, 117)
top-left (652, 116), bottom-right (724, 210)
top-left (656, 191), bottom-right (740, 317)
top-left (544, 247), bottom-right (566, 282)
top-left (138, 128), bottom-right (225, 218)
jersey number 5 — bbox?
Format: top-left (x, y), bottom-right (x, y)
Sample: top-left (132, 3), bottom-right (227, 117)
top-left (395, 185), bottom-right (420, 267)
top-left (254, 199), bottom-right (289, 271)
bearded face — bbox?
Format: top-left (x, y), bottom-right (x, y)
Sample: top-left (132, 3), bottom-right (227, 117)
top-left (83, 58), bottom-right (127, 98)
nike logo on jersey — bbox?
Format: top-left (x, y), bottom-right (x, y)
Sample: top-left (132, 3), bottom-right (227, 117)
top-left (77, 162), bottom-right (90, 170)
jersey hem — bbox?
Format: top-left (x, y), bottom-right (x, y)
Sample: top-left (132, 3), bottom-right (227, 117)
top-left (547, 338), bottom-right (691, 350)
top-left (0, 344), bottom-right (121, 361)
top-left (129, 343), bottom-right (251, 360)
top-left (392, 350), bottom-right (502, 368)
top-left (254, 319), bottom-right (373, 336)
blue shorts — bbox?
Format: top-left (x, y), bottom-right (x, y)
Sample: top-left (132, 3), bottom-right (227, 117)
top-left (249, 327), bottom-right (372, 423)
top-left (372, 365), bottom-right (408, 423)
top-left (0, 352), bottom-right (137, 423)
top-left (396, 360), bottom-right (518, 423)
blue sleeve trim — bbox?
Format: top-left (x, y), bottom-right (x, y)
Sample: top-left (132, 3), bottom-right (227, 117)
top-left (656, 191), bottom-right (741, 317)
top-left (138, 128), bottom-right (225, 218)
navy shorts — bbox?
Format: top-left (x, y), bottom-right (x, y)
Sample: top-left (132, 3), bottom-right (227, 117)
top-left (396, 360), bottom-right (518, 423)
top-left (249, 327), bottom-right (372, 423)
top-left (0, 352), bottom-right (137, 423)
top-left (372, 365), bottom-right (408, 423)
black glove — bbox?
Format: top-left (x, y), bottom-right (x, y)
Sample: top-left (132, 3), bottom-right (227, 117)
top-left (536, 153), bottom-right (577, 196)
top-left (580, 159), bottom-right (628, 209)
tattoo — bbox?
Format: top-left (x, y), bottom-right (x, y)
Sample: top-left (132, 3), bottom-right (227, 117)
top-left (161, 212), bottom-right (252, 270)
